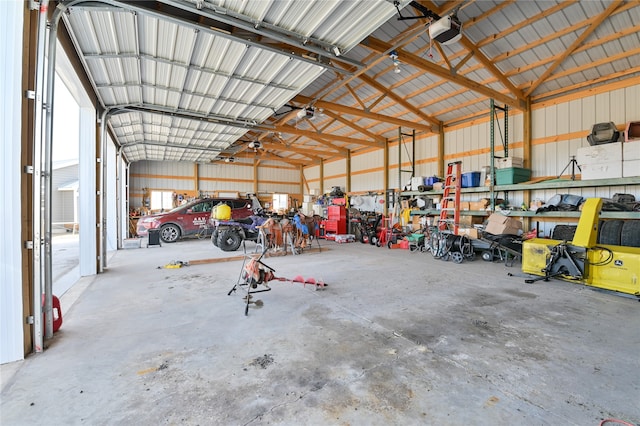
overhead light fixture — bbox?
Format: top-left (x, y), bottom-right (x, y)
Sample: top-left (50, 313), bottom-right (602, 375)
top-left (248, 140), bottom-right (261, 150)
top-left (225, 156), bottom-right (235, 163)
top-left (332, 46), bottom-right (341, 57)
top-left (390, 50), bottom-right (401, 74)
top-left (429, 14), bottom-right (462, 45)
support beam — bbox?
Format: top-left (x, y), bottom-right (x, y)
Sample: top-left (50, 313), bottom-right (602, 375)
top-left (261, 142), bottom-right (327, 162)
top-left (253, 159), bottom-right (258, 195)
top-left (363, 37), bottom-right (523, 110)
top-left (459, 35), bottom-right (525, 101)
top-left (524, 0), bottom-right (623, 96)
top-left (295, 95), bottom-right (435, 133)
top-left (319, 159), bottom-right (324, 195)
top-left (346, 150), bottom-right (351, 194)
top-left (358, 73), bottom-right (441, 128)
top-left (438, 124), bottom-right (445, 178)
top-left (276, 124), bottom-right (381, 149)
top-left (321, 110), bottom-right (385, 143)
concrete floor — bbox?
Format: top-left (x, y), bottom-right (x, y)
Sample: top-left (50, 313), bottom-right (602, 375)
top-left (1, 236), bottom-right (639, 425)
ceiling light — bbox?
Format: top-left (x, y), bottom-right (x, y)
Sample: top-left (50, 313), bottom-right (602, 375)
top-left (390, 50), bottom-right (401, 74)
top-left (332, 46), bottom-right (341, 57)
top-left (249, 140), bottom-right (261, 150)
top-left (225, 156), bottom-right (235, 163)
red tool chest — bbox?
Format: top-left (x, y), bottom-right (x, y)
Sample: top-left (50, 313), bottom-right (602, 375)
top-left (324, 205), bottom-right (347, 234)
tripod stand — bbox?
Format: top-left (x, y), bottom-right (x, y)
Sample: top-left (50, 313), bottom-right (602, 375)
top-left (558, 155), bottom-right (581, 180)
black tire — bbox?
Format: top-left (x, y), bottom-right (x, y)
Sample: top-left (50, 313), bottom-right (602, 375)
top-left (598, 220), bottom-right (624, 246)
top-left (218, 229), bottom-right (242, 251)
top-left (551, 225), bottom-right (577, 241)
top-left (370, 235), bottom-right (379, 246)
top-left (160, 224), bottom-right (180, 243)
top-left (211, 229), bottom-right (219, 246)
top-left (620, 220), bottom-right (640, 247)
top-left (482, 250), bottom-right (493, 262)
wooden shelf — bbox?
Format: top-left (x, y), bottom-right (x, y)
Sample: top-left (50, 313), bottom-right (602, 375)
top-left (402, 176), bottom-right (640, 197)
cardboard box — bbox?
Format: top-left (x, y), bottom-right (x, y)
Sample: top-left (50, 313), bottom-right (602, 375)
top-left (484, 213), bottom-right (523, 235)
top-left (411, 176), bottom-right (425, 191)
top-left (459, 215), bottom-right (485, 227)
top-left (496, 157), bottom-right (524, 169)
top-left (623, 140), bottom-right (640, 160)
top-left (576, 142), bottom-right (622, 165)
top-left (581, 162), bottom-right (623, 180)
top-left (457, 227), bottom-right (479, 239)
top-left (412, 215), bottom-right (422, 231)
top-left (433, 182), bottom-right (444, 191)
top-left (469, 201), bottom-right (488, 210)
top-left (623, 159), bottom-right (640, 177)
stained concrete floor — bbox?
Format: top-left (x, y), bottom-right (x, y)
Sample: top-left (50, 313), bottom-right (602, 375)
top-left (1, 237), bottom-right (639, 425)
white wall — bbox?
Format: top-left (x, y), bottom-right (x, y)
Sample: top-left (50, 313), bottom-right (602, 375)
top-left (106, 138), bottom-right (117, 251)
top-left (79, 107), bottom-right (97, 276)
top-left (0, 0), bottom-right (26, 364)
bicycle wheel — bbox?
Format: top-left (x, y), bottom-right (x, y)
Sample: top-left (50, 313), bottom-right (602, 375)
top-left (197, 225), bottom-right (209, 240)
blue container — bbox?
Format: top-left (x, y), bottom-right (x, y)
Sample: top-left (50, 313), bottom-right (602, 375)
top-left (461, 172), bottom-right (481, 188)
top-left (425, 176), bottom-right (441, 185)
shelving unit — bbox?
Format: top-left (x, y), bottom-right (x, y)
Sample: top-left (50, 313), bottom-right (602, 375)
top-left (405, 176), bottom-right (640, 222)
top-left (402, 176), bottom-right (640, 197)
top-left (410, 209), bottom-right (638, 220)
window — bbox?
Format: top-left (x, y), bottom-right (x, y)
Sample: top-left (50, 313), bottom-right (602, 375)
top-left (150, 191), bottom-right (174, 211)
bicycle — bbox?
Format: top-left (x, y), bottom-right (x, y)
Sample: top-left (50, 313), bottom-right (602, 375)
top-left (196, 222), bottom-right (212, 240)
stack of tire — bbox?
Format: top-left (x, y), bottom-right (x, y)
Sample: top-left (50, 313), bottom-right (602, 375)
top-left (551, 220), bottom-right (640, 247)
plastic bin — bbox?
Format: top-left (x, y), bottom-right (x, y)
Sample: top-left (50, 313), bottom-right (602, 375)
top-left (461, 172), bottom-right (481, 188)
top-left (496, 167), bottom-right (531, 185)
top-left (425, 176), bottom-right (441, 185)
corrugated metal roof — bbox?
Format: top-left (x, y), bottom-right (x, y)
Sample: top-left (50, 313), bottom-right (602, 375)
top-left (58, 0), bottom-right (640, 165)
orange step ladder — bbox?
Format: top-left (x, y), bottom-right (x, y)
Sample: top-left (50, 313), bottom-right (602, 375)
top-left (438, 161), bottom-right (462, 234)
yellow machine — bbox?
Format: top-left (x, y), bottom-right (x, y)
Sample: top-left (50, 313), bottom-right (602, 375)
top-left (522, 198), bottom-right (640, 297)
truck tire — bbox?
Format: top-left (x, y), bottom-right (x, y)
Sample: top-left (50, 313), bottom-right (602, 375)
top-left (218, 229), bottom-right (242, 251)
top-left (211, 229), bottom-right (219, 246)
top-left (620, 220), bottom-right (640, 247)
top-left (598, 220), bottom-right (624, 246)
top-left (551, 225), bottom-right (577, 241)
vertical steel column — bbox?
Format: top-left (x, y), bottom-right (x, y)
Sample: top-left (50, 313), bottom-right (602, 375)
top-left (490, 98), bottom-right (495, 212)
top-left (383, 138), bottom-right (389, 216)
top-left (504, 105), bottom-right (509, 159)
top-left (100, 110), bottom-right (107, 270)
top-left (116, 146), bottom-right (123, 247)
top-left (31, 0), bottom-right (51, 351)
top-left (398, 127), bottom-right (402, 191)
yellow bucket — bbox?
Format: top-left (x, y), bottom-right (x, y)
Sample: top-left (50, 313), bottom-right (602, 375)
top-left (212, 203), bottom-right (231, 220)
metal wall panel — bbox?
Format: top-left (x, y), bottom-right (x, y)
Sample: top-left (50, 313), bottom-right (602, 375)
top-left (106, 140), bottom-right (118, 252)
top-left (352, 171), bottom-right (384, 193)
top-left (79, 107), bottom-right (97, 277)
